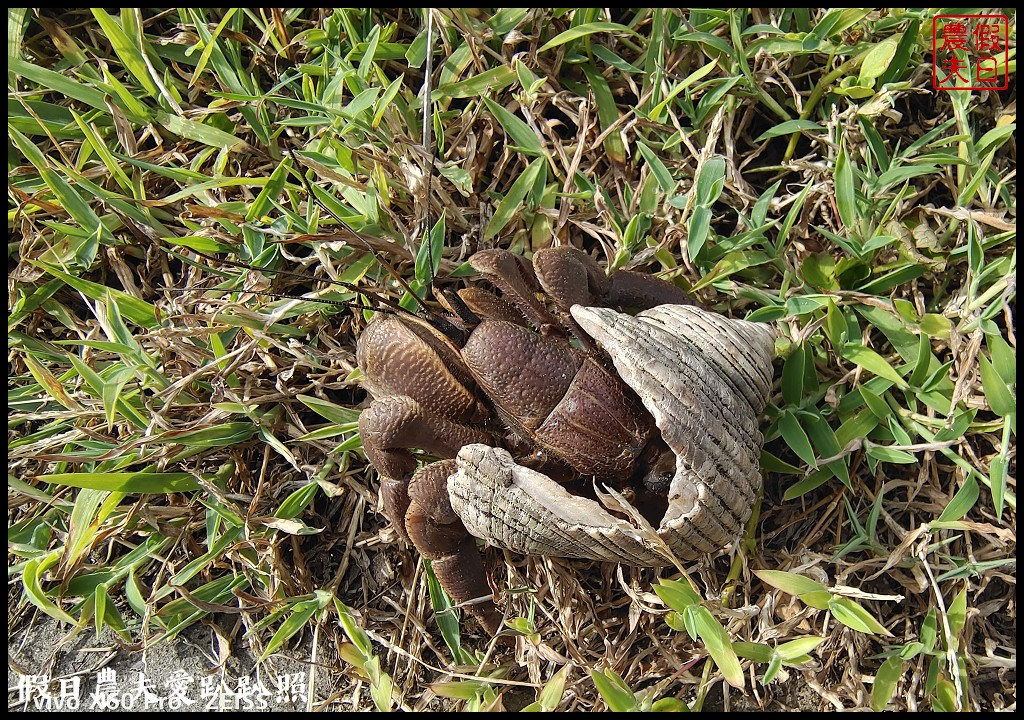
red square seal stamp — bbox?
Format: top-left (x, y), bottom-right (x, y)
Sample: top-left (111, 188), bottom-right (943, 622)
top-left (932, 14), bottom-right (1010, 91)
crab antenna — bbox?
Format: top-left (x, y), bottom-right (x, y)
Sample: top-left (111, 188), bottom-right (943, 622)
top-left (287, 150), bottom-right (424, 302)
top-left (235, 14), bottom-right (459, 343)
top-left (287, 151), bottom-right (446, 326)
top-left (162, 243), bottom-right (417, 319)
top-left (162, 286), bottom-right (401, 317)
top-left (163, 237), bottom-right (472, 349)
top-left (421, 9), bottom-right (435, 268)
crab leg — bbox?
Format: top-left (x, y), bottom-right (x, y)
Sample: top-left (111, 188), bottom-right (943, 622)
top-left (534, 245), bottom-right (696, 312)
top-left (361, 398), bottom-right (502, 632)
top-left (359, 395), bottom-right (491, 542)
top-left (605, 268), bottom-right (696, 309)
top-left (406, 459), bottom-right (503, 634)
top-left (469, 249), bottom-right (560, 332)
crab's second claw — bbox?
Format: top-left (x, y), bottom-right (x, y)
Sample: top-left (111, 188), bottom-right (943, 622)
top-left (407, 460), bottom-right (503, 634)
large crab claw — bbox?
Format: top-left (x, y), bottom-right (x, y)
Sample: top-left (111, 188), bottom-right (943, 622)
top-left (448, 304), bottom-right (776, 566)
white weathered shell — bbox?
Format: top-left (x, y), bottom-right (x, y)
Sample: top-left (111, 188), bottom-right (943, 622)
top-left (447, 304), bottom-right (776, 566)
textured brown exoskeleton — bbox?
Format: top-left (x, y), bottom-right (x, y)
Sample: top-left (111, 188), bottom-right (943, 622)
top-left (356, 246), bottom-right (775, 634)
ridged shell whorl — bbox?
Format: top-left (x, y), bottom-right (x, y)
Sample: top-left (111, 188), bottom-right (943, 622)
top-left (571, 304), bottom-right (776, 560)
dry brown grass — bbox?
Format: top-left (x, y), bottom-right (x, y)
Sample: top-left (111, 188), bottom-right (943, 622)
top-left (9, 8), bottom-right (1015, 711)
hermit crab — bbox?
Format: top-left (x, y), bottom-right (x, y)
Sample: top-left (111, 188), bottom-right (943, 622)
top-left (356, 246), bottom-right (776, 633)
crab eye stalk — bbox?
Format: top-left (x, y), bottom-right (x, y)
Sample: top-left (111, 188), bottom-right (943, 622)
top-left (417, 309), bottom-right (469, 347)
top-left (437, 287), bottom-right (481, 330)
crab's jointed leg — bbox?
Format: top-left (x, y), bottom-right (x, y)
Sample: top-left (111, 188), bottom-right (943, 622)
top-left (406, 459), bottom-right (503, 634)
top-left (358, 395), bottom-right (491, 542)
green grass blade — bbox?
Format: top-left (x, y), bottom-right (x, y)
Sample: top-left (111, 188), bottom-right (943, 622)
top-left (539, 22), bottom-right (639, 53)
